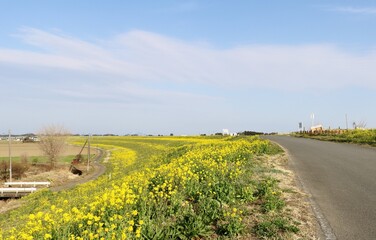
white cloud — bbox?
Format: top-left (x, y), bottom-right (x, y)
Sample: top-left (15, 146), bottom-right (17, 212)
top-left (6, 27), bottom-right (148, 77)
top-left (112, 30), bottom-right (376, 89)
top-left (334, 7), bottom-right (376, 14)
top-left (1, 27), bottom-right (376, 96)
top-left (0, 49), bottom-right (89, 70)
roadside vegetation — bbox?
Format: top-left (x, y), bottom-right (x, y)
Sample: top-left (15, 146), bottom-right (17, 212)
top-left (0, 136), bottom-right (314, 239)
top-left (293, 129), bottom-right (376, 146)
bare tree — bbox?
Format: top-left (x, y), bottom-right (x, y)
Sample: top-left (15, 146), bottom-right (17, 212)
top-left (38, 125), bottom-right (69, 168)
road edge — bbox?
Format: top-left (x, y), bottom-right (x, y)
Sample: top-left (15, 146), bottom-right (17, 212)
top-left (269, 139), bottom-right (337, 240)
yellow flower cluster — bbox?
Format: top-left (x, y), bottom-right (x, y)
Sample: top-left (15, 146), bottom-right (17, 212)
top-left (1, 136), bottom-right (273, 239)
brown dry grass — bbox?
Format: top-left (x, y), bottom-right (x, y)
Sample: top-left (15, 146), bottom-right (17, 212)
top-left (0, 142), bottom-right (89, 157)
top-left (22, 165), bottom-right (81, 185)
top-left (0, 163), bottom-right (92, 214)
top-left (0, 199), bottom-right (24, 214)
top-left (263, 153), bottom-right (319, 239)
top-left (0, 147), bottom-right (101, 214)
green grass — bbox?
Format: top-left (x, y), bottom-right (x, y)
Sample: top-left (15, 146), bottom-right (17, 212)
top-left (0, 155), bottom-right (80, 164)
top-left (254, 217), bottom-right (299, 239)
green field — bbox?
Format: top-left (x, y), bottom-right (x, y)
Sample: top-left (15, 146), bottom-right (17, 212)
top-left (0, 155), bottom-right (78, 164)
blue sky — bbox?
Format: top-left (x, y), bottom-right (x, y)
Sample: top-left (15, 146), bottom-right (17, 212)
top-left (1, 1), bottom-right (376, 135)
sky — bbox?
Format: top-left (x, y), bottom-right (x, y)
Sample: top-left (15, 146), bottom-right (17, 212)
top-left (1, 0), bottom-right (376, 135)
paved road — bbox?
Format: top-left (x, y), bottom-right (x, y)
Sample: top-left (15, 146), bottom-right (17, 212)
top-left (264, 136), bottom-right (376, 240)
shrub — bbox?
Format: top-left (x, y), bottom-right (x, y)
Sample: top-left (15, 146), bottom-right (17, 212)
top-left (0, 161), bottom-right (29, 180)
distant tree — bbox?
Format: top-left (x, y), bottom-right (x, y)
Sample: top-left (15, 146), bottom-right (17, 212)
top-left (240, 131), bottom-right (264, 136)
top-left (38, 125), bottom-right (69, 168)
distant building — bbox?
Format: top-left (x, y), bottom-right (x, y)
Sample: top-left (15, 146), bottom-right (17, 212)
top-left (310, 125), bottom-right (324, 133)
top-left (223, 129), bottom-right (230, 135)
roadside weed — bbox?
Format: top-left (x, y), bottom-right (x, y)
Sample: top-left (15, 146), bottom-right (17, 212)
top-left (254, 217), bottom-right (299, 239)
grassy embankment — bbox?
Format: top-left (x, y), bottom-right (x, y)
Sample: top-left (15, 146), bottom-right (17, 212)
top-left (0, 136), bottom-right (310, 239)
top-left (293, 129), bottom-right (376, 146)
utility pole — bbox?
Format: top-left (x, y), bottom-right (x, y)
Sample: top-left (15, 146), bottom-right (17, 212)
top-left (87, 134), bottom-right (91, 172)
top-left (299, 122), bottom-right (303, 132)
top-left (345, 114), bottom-right (348, 130)
top-left (8, 130), bottom-right (12, 182)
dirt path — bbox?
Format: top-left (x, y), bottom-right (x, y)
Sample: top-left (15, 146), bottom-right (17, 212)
top-left (51, 148), bottom-right (106, 192)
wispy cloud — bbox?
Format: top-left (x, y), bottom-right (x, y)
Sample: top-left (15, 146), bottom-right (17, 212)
top-left (3, 28), bottom-right (376, 133)
top-left (1, 27), bottom-right (376, 102)
top-left (334, 6), bottom-right (376, 14)
top-left (111, 30), bottom-right (376, 90)
top-left (0, 49), bottom-right (90, 70)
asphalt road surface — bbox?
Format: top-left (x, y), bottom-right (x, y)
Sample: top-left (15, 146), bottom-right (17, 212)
top-left (264, 136), bottom-right (376, 240)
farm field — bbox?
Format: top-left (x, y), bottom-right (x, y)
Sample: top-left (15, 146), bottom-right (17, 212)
top-left (0, 142), bottom-right (89, 159)
top-left (0, 136), bottom-right (316, 239)
top-left (0, 140), bottom-right (98, 193)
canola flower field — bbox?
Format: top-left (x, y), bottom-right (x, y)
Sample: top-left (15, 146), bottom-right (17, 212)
top-left (0, 136), bottom-right (301, 239)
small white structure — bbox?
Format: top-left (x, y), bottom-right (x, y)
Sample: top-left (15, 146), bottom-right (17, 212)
top-left (223, 129), bottom-right (230, 135)
top-left (0, 188), bottom-right (37, 198)
top-left (4, 182), bottom-right (50, 188)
